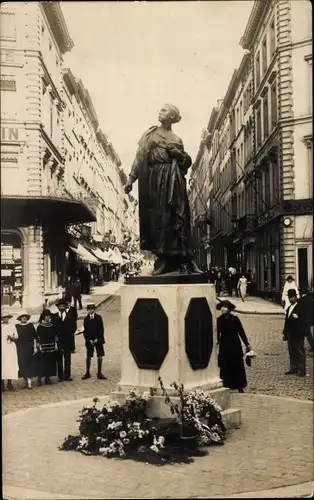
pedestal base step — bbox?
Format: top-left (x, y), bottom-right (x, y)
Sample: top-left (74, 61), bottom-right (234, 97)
top-left (111, 387), bottom-right (241, 429)
top-left (222, 408), bottom-right (241, 429)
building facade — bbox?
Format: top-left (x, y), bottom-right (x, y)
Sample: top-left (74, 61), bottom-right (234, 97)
top-left (190, 0), bottom-right (312, 300)
top-left (240, 0), bottom-right (312, 299)
top-left (1, 2), bottom-right (138, 309)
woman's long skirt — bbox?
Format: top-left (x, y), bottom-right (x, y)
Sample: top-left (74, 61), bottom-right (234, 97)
top-left (16, 342), bottom-right (37, 378)
top-left (37, 351), bottom-right (57, 378)
top-left (218, 352), bottom-right (247, 390)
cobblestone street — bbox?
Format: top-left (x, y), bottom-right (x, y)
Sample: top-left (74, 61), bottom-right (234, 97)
top-left (3, 295), bottom-right (313, 416)
top-left (3, 295), bottom-right (314, 499)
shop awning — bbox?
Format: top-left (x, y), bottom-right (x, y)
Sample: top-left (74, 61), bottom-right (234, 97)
top-left (108, 248), bottom-right (123, 265)
top-left (91, 247), bottom-right (110, 262)
top-left (69, 244), bottom-right (100, 264)
top-left (1, 195), bottom-right (96, 227)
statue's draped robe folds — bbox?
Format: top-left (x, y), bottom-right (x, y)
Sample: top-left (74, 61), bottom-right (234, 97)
top-left (129, 126), bottom-right (194, 259)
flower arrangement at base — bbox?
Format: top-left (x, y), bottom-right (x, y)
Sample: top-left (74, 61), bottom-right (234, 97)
top-left (60, 380), bottom-right (227, 466)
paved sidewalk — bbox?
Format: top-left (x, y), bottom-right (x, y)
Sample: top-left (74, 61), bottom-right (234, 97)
top-left (3, 281), bottom-right (123, 324)
top-left (2, 394), bottom-right (313, 499)
top-left (217, 295), bottom-right (285, 315)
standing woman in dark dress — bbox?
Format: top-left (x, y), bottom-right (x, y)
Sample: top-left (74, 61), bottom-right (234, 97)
top-left (36, 309), bottom-right (58, 386)
top-left (15, 310), bottom-right (37, 390)
top-left (216, 300), bottom-right (252, 393)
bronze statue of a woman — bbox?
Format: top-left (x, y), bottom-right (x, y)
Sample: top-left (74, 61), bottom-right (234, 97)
top-left (124, 103), bottom-right (202, 276)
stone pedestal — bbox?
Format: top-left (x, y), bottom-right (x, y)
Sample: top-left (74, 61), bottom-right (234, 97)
top-left (112, 279), bottom-right (241, 428)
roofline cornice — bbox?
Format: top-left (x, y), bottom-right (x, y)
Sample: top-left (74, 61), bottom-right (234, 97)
top-left (239, 0), bottom-right (271, 50)
top-left (41, 3), bottom-right (74, 55)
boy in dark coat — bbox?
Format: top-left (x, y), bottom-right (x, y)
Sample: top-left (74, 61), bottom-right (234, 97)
top-left (81, 303), bottom-right (107, 380)
top-left (282, 289), bottom-right (306, 377)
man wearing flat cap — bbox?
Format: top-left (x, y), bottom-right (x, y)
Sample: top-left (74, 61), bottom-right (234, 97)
top-left (53, 298), bottom-right (77, 381)
top-left (282, 289), bottom-right (306, 377)
top-left (81, 303), bottom-right (106, 380)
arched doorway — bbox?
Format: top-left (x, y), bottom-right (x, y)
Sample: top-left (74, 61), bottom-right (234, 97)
top-left (1, 230), bottom-right (23, 306)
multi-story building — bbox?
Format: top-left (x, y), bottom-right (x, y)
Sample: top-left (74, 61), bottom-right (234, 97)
top-left (1, 2), bottom-right (138, 308)
top-left (1, 2), bottom-right (82, 308)
top-left (191, 0), bottom-right (312, 300)
top-left (240, 0), bottom-right (312, 299)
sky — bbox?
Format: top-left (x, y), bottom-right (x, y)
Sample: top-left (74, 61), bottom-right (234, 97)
top-left (61, 1), bottom-right (254, 176)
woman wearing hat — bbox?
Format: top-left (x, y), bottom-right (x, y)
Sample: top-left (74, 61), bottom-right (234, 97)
top-left (36, 309), bottom-right (58, 386)
top-left (15, 311), bottom-right (37, 389)
top-left (1, 312), bottom-right (19, 391)
top-left (216, 300), bottom-right (252, 393)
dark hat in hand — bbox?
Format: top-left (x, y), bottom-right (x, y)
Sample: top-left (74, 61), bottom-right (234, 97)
top-left (287, 289), bottom-right (297, 298)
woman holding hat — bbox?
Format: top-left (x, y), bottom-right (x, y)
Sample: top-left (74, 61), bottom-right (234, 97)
top-left (36, 309), bottom-right (58, 386)
top-left (216, 300), bottom-right (252, 393)
top-left (1, 312), bottom-right (19, 391)
top-left (15, 310), bottom-right (37, 389)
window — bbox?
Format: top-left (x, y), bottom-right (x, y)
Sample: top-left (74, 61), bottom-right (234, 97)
top-left (297, 248), bottom-right (309, 293)
top-left (271, 155), bottom-right (280, 204)
top-left (0, 76), bottom-right (16, 91)
top-left (271, 82), bottom-right (277, 128)
top-left (0, 11), bottom-right (16, 40)
top-left (263, 165), bottom-right (270, 208)
top-left (256, 107), bottom-right (262, 148)
top-left (255, 52), bottom-right (261, 88)
top-left (263, 93), bottom-right (269, 140)
top-left (305, 56), bottom-right (312, 113)
top-left (49, 95), bottom-right (54, 137)
top-left (262, 36), bottom-right (267, 75)
top-left (270, 19), bottom-right (276, 57)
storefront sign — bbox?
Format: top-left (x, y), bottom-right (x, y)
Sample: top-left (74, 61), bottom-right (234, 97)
top-left (1, 269), bottom-right (12, 277)
top-left (1, 127), bottom-right (19, 141)
top-left (13, 248), bottom-right (21, 260)
top-left (1, 245), bottom-right (13, 261)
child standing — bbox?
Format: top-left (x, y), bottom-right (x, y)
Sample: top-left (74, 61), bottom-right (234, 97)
top-left (1, 312), bottom-right (19, 391)
top-left (81, 303), bottom-right (107, 380)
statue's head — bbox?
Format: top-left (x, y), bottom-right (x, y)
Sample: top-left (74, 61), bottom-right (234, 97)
top-left (158, 104), bottom-right (182, 125)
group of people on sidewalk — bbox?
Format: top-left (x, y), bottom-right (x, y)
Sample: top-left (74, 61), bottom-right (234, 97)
top-left (203, 267), bottom-right (251, 302)
top-left (216, 278), bottom-right (313, 393)
top-left (1, 297), bottom-right (107, 392)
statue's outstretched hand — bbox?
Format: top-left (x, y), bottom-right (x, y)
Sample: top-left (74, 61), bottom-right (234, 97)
top-left (124, 182), bottom-right (133, 194)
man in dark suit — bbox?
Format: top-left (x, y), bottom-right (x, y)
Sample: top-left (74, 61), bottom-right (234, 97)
top-left (54, 298), bottom-right (77, 381)
top-left (81, 303), bottom-right (107, 380)
top-left (298, 289), bottom-right (314, 353)
top-left (282, 289), bottom-right (306, 377)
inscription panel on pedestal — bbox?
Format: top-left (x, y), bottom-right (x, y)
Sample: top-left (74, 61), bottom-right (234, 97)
top-left (129, 298), bottom-right (169, 370)
top-left (185, 297), bottom-right (213, 370)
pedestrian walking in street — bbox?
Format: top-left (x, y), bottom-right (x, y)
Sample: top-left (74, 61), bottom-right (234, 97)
top-left (237, 274), bottom-right (248, 302)
top-left (216, 269), bottom-right (222, 297)
top-left (1, 312), bottom-right (19, 392)
top-left (282, 289), bottom-right (306, 377)
top-left (53, 299), bottom-right (76, 382)
top-left (81, 303), bottom-right (107, 380)
top-left (36, 310), bottom-right (58, 386)
top-left (15, 310), bottom-right (38, 390)
top-left (70, 278), bottom-right (83, 310)
top-left (216, 300), bottom-right (252, 393)
top-left (281, 276), bottom-right (299, 311)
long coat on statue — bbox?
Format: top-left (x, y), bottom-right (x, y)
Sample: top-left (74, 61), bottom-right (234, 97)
top-left (217, 313), bottom-right (249, 390)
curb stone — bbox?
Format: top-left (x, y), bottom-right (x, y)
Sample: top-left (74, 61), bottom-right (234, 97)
top-left (216, 297), bottom-right (285, 316)
top-left (3, 481), bottom-right (313, 499)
